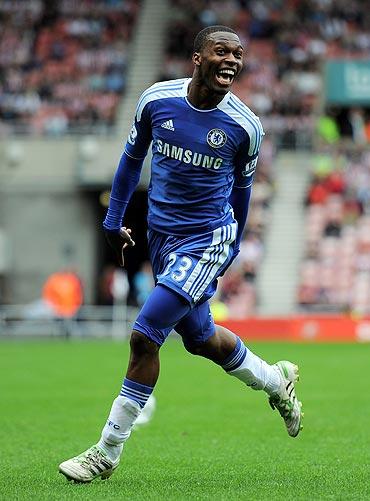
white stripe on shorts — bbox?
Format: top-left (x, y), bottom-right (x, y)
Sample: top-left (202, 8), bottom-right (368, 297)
top-left (182, 227), bottom-right (222, 298)
top-left (186, 228), bottom-right (225, 297)
top-left (182, 223), bottom-right (236, 302)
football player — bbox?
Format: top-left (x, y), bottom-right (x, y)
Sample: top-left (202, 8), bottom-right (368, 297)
top-left (59, 25), bottom-right (303, 483)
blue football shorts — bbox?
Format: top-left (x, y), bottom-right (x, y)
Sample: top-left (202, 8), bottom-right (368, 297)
top-left (149, 222), bottom-right (237, 306)
top-left (132, 222), bottom-right (237, 346)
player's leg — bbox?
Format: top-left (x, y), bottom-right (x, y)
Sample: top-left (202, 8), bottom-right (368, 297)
top-left (176, 302), bottom-right (303, 437)
top-left (59, 284), bottom-right (190, 483)
top-left (97, 284), bottom-right (191, 454)
top-left (180, 319), bottom-right (280, 392)
top-left (176, 302), bottom-right (280, 391)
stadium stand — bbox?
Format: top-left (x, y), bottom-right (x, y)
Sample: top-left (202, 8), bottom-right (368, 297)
top-left (0, 0), bottom-right (141, 135)
top-left (158, 0), bottom-right (370, 317)
top-left (163, 0), bottom-right (370, 145)
top-left (1, 0), bottom-right (370, 324)
top-left (298, 146), bottom-right (370, 315)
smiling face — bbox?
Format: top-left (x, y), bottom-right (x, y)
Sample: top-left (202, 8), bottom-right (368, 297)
top-left (193, 31), bottom-right (244, 95)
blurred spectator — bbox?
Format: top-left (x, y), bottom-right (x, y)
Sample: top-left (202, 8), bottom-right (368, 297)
top-left (98, 265), bottom-right (116, 305)
top-left (237, 231), bottom-right (264, 282)
top-left (364, 115), bottom-right (370, 143)
top-left (133, 260), bottom-right (154, 307)
top-left (42, 269), bottom-right (84, 318)
top-left (348, 108), bottom-right (367, 145)
top-left (317, 112), bottom-right (341, 145)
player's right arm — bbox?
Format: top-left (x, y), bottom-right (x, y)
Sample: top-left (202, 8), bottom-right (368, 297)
top-left (103, 98), bottom-right (152, 265)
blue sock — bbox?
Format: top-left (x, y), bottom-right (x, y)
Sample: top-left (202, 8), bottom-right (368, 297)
top-left (120, 378), bottom-right (153, 408)
top-left (221, 336), bottom-right (247, 372)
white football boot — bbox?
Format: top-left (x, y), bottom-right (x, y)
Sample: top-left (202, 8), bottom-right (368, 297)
top-left (268, 361), bottom-right (303, 437)
top-left (59, 445), bottom-right (119, 483)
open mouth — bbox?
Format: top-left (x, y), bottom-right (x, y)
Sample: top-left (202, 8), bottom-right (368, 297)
top-left (215, 68), bottom-right (236, 86)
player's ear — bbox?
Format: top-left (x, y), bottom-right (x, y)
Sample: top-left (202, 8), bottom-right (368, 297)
top-left (192, 52), bottom-right (201, 66)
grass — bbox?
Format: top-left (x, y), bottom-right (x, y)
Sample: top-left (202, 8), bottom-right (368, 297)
top-left (1, 339), bottom-right (370, 500)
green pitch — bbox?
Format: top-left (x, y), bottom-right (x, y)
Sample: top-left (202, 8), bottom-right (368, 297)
top-left (1, 339), bottom-right (369, 500)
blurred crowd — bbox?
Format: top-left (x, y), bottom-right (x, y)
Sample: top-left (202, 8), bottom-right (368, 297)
top-left (0, 0), bottom-right (140, 136)
top-left (163, 0), bottom-right (370, 146)
top-left (2, 0), bottom-right (370, 317)
top-left (159, 0), bottom-right (370, 317)
top-left (298, 145), bottom-right (370, 315)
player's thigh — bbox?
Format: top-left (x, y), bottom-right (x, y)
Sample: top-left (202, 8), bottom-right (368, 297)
top-left (175, 300), bottom-right (215, 349)
top-left (134, 284), bottom-right (191, 346)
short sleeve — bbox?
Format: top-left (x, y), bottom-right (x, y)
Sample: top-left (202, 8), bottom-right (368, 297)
top-left (124, 99), bottom-right (153, 160)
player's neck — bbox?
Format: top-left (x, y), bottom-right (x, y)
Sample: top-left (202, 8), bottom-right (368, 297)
top-left (187, 79), bottom-right (227, 110)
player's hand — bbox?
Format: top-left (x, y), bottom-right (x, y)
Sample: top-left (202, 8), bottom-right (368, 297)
top-left (104, 227), bottom-right (135, 267)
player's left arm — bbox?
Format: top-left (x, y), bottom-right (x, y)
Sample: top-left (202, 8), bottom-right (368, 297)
top-left (230, 127), bottom-right (264, 257)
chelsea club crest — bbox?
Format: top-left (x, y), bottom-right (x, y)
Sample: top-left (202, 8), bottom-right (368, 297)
top-left (207, 128), bottom-right (227, 148)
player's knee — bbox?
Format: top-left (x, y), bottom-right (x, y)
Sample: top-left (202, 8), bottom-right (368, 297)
top-left (182, 327), bottom-right (235, 364)
top-left (182, 338), bottom-right (209, 357)
top-left (130, 330), bottom-right (159, 357)
top-left (214, 324), bottom-right (228, 337)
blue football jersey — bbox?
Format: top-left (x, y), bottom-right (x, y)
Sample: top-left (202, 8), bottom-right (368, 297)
top-left (125, 78), bottom-right (264, 235)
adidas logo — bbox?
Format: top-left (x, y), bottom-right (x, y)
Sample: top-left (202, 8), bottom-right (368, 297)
top-left (161, 119), bottom-right (175, 131)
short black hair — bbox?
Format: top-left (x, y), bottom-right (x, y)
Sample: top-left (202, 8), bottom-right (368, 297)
top-left (193, 25), bottom-right (238, 53)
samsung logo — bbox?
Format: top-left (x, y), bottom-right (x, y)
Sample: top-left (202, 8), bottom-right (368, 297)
top-left (156, 140), bottom-right (223, 170)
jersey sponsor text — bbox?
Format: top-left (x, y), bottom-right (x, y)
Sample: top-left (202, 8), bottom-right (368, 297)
top-left (156, 139), bottom-right (223, 170)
